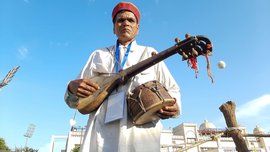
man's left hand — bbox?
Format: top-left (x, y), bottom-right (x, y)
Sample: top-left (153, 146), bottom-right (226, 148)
top-left (157, 101), bottom-right (178, 119)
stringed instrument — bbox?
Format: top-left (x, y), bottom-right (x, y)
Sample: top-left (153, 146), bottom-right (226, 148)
top-left (77, 35), bottom-right (213, 114)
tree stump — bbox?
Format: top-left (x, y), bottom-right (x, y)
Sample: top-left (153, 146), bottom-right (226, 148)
top-left (219, 101), bottom-right (249, 152)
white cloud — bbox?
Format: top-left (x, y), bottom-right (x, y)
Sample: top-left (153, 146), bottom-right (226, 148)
top-left (236, 94), bottom-right (270, 118)
top-left (18, 46), bottom-right (29, 59)
top-left (236, 94), bottom-right (270, 133)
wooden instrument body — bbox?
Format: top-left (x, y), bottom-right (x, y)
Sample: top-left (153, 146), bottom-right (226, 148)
top-left (77, 75), bottom-right (121, 114)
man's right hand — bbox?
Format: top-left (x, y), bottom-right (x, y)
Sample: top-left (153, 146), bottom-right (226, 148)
top-left (68, 79), bottom-right (100, 98)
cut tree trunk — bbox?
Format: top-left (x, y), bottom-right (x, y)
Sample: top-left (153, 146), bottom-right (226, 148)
top-left (219, 101), bottom-right (249, 152)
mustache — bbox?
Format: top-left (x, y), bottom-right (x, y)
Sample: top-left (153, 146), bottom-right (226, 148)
top-left (120, 28), bottom-right (132, 33)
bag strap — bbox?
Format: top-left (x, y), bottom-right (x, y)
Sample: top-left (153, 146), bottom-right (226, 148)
top-left (139, 46), bottom-right (149, 62)
top-left (127, 46), bottom-right (149, 95)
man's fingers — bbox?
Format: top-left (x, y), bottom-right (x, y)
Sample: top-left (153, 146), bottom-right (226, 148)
top-left (156, 112), bottom-right (171, 119)
top-left (84, 79), bottom-right (100, 90)
top-left (157, 103), bottom-right (178, 119)
top-left (78, 80), bottom-right (100, 96)
top-left (158, 108), bottom-right (175, 117)
top-left (77, 87), bottom-right (93, 97)
top-left (69, 79), bottom-right (100, 98)
top-left (77, 92), bottom-right (89, 98)
top-left (81, 84), bottom-right (98, 93)
top-left (163, 105), bottom-right (177, 112)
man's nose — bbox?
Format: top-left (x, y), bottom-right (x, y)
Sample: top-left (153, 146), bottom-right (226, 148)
top-left (122, 19), bottom-right (130, 25)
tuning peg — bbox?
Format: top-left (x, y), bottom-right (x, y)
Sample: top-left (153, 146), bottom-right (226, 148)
top-left (182, 52), bottom-right (188, 59)
top-left (151, 52), bottom-right (157, 56)
top-left (185, 33), bottom-right (191, 38)
top-left (192, 48), bottom-right (198, 56)
top-left (175, 38), bottom-right (181, 44)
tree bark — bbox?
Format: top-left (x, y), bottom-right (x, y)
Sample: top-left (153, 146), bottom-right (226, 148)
top-left (219, 101), bottom-right (249, 152)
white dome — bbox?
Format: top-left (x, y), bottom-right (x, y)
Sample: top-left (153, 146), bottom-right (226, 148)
top-left (253, 125), bottom-right (265, 134)
top-left (199, 120), bottom-right (216, 130)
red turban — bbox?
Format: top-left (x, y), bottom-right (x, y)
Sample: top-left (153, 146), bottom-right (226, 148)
top-left (112, 2), bottom-right (140, 24)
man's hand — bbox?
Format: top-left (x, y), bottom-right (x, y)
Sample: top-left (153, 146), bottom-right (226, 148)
top-left (68, 79), bottom-right (100, 98)
top-left (157, 100), bottom-right (178, 119)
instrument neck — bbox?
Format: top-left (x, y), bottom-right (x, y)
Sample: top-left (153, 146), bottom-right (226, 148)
top-left (119, 37), bottom-right (195, 83)
top-left (119, 45), bottom-right (177, 83)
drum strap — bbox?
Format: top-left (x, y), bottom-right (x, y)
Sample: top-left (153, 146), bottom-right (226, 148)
top-left (143, 81), bottom-right (165, 101)
top-left (137, 90), bottom-right (147, 112)
top-left (127, 46), bottom-right (149, 94)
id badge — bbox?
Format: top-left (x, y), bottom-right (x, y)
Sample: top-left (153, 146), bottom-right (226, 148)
top-left (105, 91), bottom-right (125, 124)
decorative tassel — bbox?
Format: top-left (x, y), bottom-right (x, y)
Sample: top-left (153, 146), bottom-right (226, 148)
top-left (205, 51), bottom-right (214, 83)
top-left (187, 49), bottom-right (214, 83)
top-left (188, 57), bottom-right (199, 78)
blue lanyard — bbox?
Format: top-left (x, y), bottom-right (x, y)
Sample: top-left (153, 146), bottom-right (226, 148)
top-left (115, 41), bottom-right (132, 72)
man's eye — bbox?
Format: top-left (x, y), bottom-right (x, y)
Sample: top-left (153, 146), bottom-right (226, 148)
top-left (117, 18), bottom-right (136, 23)
top-left (128, 18), bottom-right (135, 23)
top-left (117, 18), bottom-right (125, 23)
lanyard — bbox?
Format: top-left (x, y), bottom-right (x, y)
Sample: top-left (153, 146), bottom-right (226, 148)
top-left (115, 41), bottom-right (132, 72)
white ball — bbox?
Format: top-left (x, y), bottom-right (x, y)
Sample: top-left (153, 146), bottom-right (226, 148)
top-left (218, 61), bottom-right (226, 69)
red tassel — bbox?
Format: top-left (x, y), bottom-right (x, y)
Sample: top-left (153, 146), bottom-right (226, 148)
top-left (189, 57), bottom-right (197, 69)
top-left (188, 57), bottom-right (199, 78)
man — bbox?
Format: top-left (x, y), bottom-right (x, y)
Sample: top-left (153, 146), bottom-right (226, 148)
top-left (64, 2), bottom-right (181, 152)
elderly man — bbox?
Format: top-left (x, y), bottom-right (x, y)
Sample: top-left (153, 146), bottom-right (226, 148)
top-left (65, 2), bottom-right (181, 152)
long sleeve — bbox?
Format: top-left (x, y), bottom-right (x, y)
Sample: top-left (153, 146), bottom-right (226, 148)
top-left (64, 87), bottom-right (79, 109)
top-left (64, 47), bottom-right (116, 109)
top-left (64, 51), bottom-right (97, 109)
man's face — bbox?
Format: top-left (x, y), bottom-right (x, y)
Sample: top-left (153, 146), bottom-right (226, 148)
top-left (113, 11), bottom-right (139, 44)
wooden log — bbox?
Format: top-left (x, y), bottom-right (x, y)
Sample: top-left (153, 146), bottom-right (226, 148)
top-left (219, 101), bottom-right (249, 152)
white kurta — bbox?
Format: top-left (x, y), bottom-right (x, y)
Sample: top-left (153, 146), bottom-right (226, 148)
top-left (65, 41), bottom-right (181, 152)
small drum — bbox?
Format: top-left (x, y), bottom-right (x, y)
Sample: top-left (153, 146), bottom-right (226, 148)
top-left (127, 80), bottom-right (175, 125)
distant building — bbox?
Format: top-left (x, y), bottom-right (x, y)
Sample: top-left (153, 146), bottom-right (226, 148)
top-left (62, 120), bottom-right (270, 152)
top-left (65, 126), bottom-right (85, 152)
top-left (49, 135), bottom-right (68, 152)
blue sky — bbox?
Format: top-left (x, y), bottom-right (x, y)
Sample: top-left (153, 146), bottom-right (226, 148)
top-left (1, 0), bottom-right (270, 151)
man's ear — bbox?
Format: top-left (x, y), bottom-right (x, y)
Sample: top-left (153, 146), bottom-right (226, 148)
top-left (113, 25), bottom-right (115, 34)
top-left (136, 24), bottom-right (140, 35)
